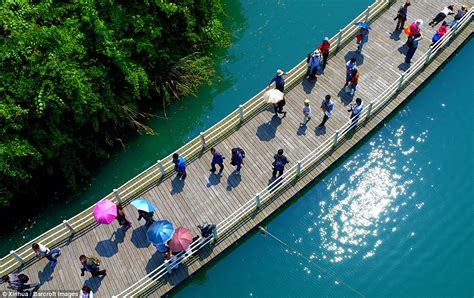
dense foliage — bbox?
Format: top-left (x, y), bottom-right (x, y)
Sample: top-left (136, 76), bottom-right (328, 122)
top-left (0, 0), bottom-right (228, 207)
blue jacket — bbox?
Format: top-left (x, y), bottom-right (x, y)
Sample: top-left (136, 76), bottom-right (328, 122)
top-left (173, 156), bottom-right (186, 172)
top-left (211, 150), bottom-right (224, 164)
top-left (269, 75), bottom-right (285, 91)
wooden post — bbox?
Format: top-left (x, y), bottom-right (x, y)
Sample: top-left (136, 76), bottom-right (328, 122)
top-left (157, 159), bottom-right (165, 177)
top-left (333, 130), bottom-right (340, 147)
top-left (255, 193), bottom-right (261, 208)
top-left (425, 47), bottom-right (432, 65)
top-left (239, 105), bottom-right (244, 122)
top-left (113, 188), bottom-right (122, 204)
top-left (63, 219), bottom-right (75, 234)
top-left (212, 226), bottom-right (218, 242)
top-left (296, 161), bottom-right (301, 176)
top-left (365, 5), bottom-right (371, 23)
top-left (397, 74), bottom-right (405, 90)
top-left (366, 102), bottom-right (373, 118)
top-left (164, 260), bottom-right (172, 274)
top-left (10, 250), bottom-right (25, 264)
top-left (200, 132), bottom-right (205, 149)
top-left (336, 30), bottom-right (343, 49)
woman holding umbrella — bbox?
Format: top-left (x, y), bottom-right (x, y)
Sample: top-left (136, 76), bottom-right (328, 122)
top-left (131, 198), bottom-right (156, 228)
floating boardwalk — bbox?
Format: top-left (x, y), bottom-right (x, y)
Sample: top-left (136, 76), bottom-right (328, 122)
top-left (1, 1), bottom-right (472, 297)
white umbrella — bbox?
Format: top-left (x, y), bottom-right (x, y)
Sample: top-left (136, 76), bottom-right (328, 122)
top-left (264, 89), bottom-right (284, 104)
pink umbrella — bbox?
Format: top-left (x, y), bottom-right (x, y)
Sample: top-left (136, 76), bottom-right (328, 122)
top-left (168, 227), bottom-right (193, 252)
top-left (93, 199), bottom-right (117, 224)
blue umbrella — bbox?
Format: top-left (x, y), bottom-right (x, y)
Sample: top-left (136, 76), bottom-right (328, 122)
top-left (131, 198), bottom-right (156, 213)
top-left (355, 21), bottom-right (372, 30)
top-left (147, 220), bottom-right (174, 245)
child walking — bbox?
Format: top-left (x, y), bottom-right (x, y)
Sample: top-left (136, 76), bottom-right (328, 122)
top-left (300, 99), bottom-right (312, 127)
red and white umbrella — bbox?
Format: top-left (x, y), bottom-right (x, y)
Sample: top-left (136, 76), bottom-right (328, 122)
top-left (168, 227), bottom-right (193, 252)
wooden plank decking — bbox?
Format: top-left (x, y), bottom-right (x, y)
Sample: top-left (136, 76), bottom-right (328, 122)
top-left (5, 1), bottom-right (472, 297)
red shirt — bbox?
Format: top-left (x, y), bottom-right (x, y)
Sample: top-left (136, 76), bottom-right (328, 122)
top-left (317, 41), bottom-right (331, 54)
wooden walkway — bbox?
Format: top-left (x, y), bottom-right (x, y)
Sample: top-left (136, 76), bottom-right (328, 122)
top-left (8, 1), bottom-right (472, 296)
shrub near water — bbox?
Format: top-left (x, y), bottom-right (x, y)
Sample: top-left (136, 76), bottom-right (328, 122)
top-left (0, 0), bottom-right (228, 208)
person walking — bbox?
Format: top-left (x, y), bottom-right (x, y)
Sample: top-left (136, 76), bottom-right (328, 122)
top-left (394, 1), bottom-right (411, 31)
top-left (230, 147), bottom-right (245, 173)
top-left (429, 5), bottom-right (454, 27)
top-left (172, 153), bottom-right (187, 180)
top-left (317, 37), bottom-right (331, 68)
top-left (267, 69), bottom-right (287, 93)
top-left (318, 95), bottom-right (334, 128)
top-left (451, 5), bottom-right (468, 28)
top-left (344, 58), bottom-right (357, 87)
top-left (2, 273), bottom-right (40, 296)
top-left (137, 210), bottom-right (155, 228)
top-left (347, 68), bottom-right (360, 96)
top-left (273, 98), bottom-right (287, 117)
top-left (210, 147), bottom-right (224, 173)
top-left (348, 97), bottom-right (363, 125)
top-left (356, 27), bottom-right (369, 53)
top-left (116, 203), bottom-right (131, 229)
top-left (32, 243), bottom-right (61, 268)
top-left (306, 50), bottom-right (321, 81)
top-left (405, 32), bottom-right (423, 64)
top-left (79, 255), bottom-right (106, 278)
top-left (80, 286), bottom-right (94, 298)
top-left (272, 149), bottom-right (289, 178)
top-left (300, 99), bottom-right (312, 127)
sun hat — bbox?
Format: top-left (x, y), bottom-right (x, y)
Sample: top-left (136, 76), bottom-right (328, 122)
top-left (324, 37), bottom-right (329, 41)
top-left (304, 99), bottom-right (310, 104)
top-left (277, 69), bottom-right (284, 76)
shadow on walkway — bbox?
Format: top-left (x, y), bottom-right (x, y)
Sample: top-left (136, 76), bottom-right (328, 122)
top-left (398, 62), bottom-right (410, 71)
top-left (37, 262), bottom-right (54, 284)
top-left (146, 250), bottom-right (165, 274)
top-left (226, 171), bottom-right (242, 191)
top-left (170, 176), bottom-right (185, 194)
top-left (256, 115), bottom-right (282, 141)
top-left (302, 78), bottom-right (317, 94)
top-left (390, 29), bottom-right (402, 41)
top-left (131, 225), bottom-right (150, 249)
top-left (337, 86), bottom-right (354, 106)
top-left (344, 50), bottom-right (365, 66)
top-left (95, 239), bottom-right (118, 258)
top-left (84, 276), bottom-right (102, 292)
top-left (207, 172), bottom-right (222, 187)
top-left (315, 125), bottom-right (327, 136)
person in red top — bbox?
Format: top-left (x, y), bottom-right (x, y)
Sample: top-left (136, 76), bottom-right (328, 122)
top-left (317, 37), bottom-right (331, 69)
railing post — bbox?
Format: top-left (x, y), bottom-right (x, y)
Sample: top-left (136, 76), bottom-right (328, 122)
top-left (255, 193), bottom-right (261, 208)
top-left (10, 250), bottom-right (25, 264)
top-left (397, 73), bottom-right (405, 90)
top-left (336, 29), bottom-right (343, 50)
top-left (200, 132), bottom-right (205, 149)
top-left (212, 227), bottom-right (218, 242)
top-left (239, 105), bottom-right (244, 123)
top-left (63, 219), bottom-right (75, 234)
top-left (113, 188), bottom-right (122, 204)
top-left (157, 159), bottom-right (165, 177)
top-left (366, 101), bottom-right (374, 118)
top-left (164, 260), bottom-right (172, 274)
top-left (296, 161), bottom-right (301, 176)
top-left (333, 130), bottom-right (340, 147)
top-left (425, 47), bottom-right (432, 65)
top-left (365, 5), bottom-right (371, 23)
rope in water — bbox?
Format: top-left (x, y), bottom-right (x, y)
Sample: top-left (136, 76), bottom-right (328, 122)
top-left (258, 226), bottom-right (365, 298)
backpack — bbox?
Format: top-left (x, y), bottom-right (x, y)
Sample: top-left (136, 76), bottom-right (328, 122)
top-left (18, 273), bottom-right (29, 283)
top-left (90, 256), bottom-right (101, 267)
top-left (273, 156), bottom-right (286, 170)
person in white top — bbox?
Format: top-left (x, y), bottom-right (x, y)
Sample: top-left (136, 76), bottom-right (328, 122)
top-left (318, 95), bottom-right (334, 128)
top-left (300, 99), bottom-right (312, 127)
top-left (32, 243), bottom-right (61, 268)
top-left (429, 5), bottom-right (454, 27)
top-left (80, 285), bottom-right (94, 298)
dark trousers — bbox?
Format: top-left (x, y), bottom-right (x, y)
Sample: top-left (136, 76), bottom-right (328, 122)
top-left (320, 114), bottom-right (329, 127)
top-left (91, 269), bottom-right (106, 277)
top-left (274, 100), bottom-right (286, 115)
top-left (176, 171), bottom-right (187, 179)
top-left (236, 162), bottom-right (242, 171)
top-left (272, 168), bottom-right (284, 178)
top-left (322, 53), bottom-right (329, 68)
top-left (405, 46), bottom-right (417, 63)
top-left (430, 13), bottom-right (446, 26)
top-left (395, 16), bottom-right (406, 30)
top-left (211, 162), bottom-right (224, 172)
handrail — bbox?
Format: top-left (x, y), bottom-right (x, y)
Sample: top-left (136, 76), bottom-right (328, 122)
top-left (116, 4), bottom-right (473, 297)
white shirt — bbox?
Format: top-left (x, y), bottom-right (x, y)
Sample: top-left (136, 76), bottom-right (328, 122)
top-left (303, 106), bottom-right (312, 116)
top-left (80, 290), bottom-right (94, 298)
top-left (441, 7), bottom-right (453, 15)
top-left (37, 244), bottom-right (50, 257)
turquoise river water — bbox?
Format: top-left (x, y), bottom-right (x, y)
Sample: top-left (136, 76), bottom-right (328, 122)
top-left (2, 1), bottom-right (473, 297)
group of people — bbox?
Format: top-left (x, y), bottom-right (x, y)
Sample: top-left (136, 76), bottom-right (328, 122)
top-left (395, 1), bottom-right (468, 64)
